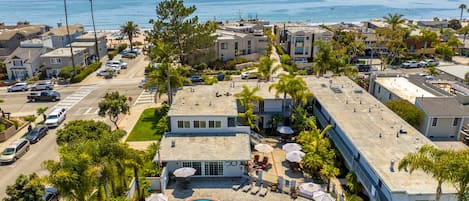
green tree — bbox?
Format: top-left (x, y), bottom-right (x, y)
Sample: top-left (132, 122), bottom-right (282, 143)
top-left (98, 91), bottom-right (130, 130)
top-left (425, 66), bottom-right (440, 76)
top-left (36, 107), bottom-right (48, 122)
top-left (291, 106), bottom-right (308, 131)
top-left (449, 19), bottom-right (462, 30)
top-left (313, 40), bottom-right (334, 76)
top-left (286, 76), bottom-right (313, 108)
top-left (269, 74), bottom-right (292, 113)
top-left (385, 99), bottom-right (424, 128)
top-left (420, 29), bottom-right (438, 56)
top-left (459, 4), bottom-right (467, 21)
top-left (234, 85), bottom-right (263, 112)
top-left (121, 21), bottom-right (140, 51)
top-left (444, 150), bottom-right (469, 201)
top-left (436, 43), bottom-right (455, 61)
top-left (55, 120), bottom-right (118, 145)
top-left (343, 65), bottom-right (359, 79)
top-left (345, 194), bottom-right (364, 201)
top-left (346, 171), bottom-right (363, 194)
top-left (255, 56), bottom-right (280, 81)
top-left (398, 145), bottom-right (450, 201)
top-left (58, 66), bottom-right (73, 79)
top-left (4, 173), bottom-right (45, 201)
top-left (320, 163), bottom-right (340, 192)
top-left (383, 13), bottom-right (406, 31)
top-left (148, 0), bottom-right (216, 64)
top-left (458, 25), bottom-right (469, 44)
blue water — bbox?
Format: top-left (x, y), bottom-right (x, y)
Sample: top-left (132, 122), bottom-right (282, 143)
top-left (0, 0), bottom-right (465, 30)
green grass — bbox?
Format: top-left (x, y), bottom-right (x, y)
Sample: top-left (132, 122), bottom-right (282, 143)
top-left (126, 108), bottom-right (162, 141)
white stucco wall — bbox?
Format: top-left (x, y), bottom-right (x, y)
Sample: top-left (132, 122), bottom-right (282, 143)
top-left (165, 160), bottom-right (245, 177)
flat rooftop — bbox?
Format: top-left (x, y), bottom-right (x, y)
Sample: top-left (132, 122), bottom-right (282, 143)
top-left (168, 80), bottom-right (286, 116)
top-left (433, 141), bottom-right (468, 151)
top-left (375, 77), bottom-right (435, 103)
top-left (41, 47), bottom-right (86, 57)
top-left (69, 41), bottom-right (95, 47)
top-left (157, 133), bottom-right (251, 161)
top-left (303, 76), bottom-right (456, 194)
top-left (437, 65), bottom-right (469, 80)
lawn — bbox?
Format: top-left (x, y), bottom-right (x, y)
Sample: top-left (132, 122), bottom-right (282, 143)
top-left (126, 108), bottom-right (164, 141)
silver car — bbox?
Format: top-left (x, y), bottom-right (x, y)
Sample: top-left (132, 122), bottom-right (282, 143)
top-left (31, 81), bottom-right (53, 91)
top-left (0, 139), bottom-right (30, 164)
top-left (7, 82), bottom-right (29, 92)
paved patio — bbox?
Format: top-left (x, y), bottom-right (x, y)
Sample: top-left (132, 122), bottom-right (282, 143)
top-left (164, 178), bottom-right (311, 201)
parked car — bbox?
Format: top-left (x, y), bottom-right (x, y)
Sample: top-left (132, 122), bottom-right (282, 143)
top-left (31, 81), bottom-right (53, 91)
top-left (7, 82), bottom-right (29, 92)
top-left (401, 61), bottom-right (422, 68)
top-left (27, 90), bottom-right (61, 102)
top-left (190, 75), bottom-right (204, 82)
top-left (106, 60), bottom-right (128, 69)
top-left (43, 187), bottom-right (59, 201)
top-left (110, 64), bottom-right (121, 74)
top-left (357, 64), bottom-right (371, 72)
top-left (425, 59), bottom-right (439, 66)
top-left (122, 52), bottom-right (136, 59)
top-left (25, 125), bottom-right (49, 144)
top-left (44, 108), bottom-right (67, 128)
top-left (0, 139), bottom-right (30, 164)
top-left (241, 71), bottom-right (257, 79)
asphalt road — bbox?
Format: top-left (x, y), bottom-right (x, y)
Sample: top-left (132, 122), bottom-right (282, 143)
top-left (0, 54), bottom-right (148, 198)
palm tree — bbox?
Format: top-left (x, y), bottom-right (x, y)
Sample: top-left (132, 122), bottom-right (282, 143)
top-left (345, 194), bottom-right (364, 201)
top-left (121, 21), bottom-right (140, 51)
top-left (459, 4), bottom-right (467, 21)
top-left (320, 163), bottom-right (340, 192)
top-left (63, 0), bottom-right (76, 74)
top-left (255, 56), bottom-right (280, 81)
top-left (343, 65), bottom-right (359, 79)
top-left (443, 150), bottom-right (469, 201)
top-left (425, 66), bottom-right (439, 76)
top-left (345, 171), bottom-right (363, 194)
top-left (313, 40), bottom-right (334, 76)
top-left (420, 29), bottom-right (438, 56)
top-left (269, 74), bottom-right (293, 113)
top-left (398, 145), bottom-right (449, 201)
top-left (89, 0), bottom-right (100, 61)
top-left (238, 108), bottom-right (259, 130)
top-left (234, 85), bottom-right (263, 112)
top-left (383, 13), bottom-right (405, 31)
top-left (286, 76), bottom-right (313, 108)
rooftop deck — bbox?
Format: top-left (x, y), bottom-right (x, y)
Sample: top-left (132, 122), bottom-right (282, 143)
top-left (303, 76), bottom-right (456, 194)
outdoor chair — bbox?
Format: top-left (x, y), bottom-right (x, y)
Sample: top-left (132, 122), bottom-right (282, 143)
top-left (259, 186), bottom-right (269, 197)
top-left (232, 177), bottom-right (248, 191)
top-left (262, 156), bottom-right (268, 164)
top-left (251, 184), bottom-right (261, 195)
top-left (242, 183), bottom-right (252, 192)
top-left (254, 154), bottom-right (260, 164)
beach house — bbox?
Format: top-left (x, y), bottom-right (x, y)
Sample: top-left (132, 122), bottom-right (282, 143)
top-left (40, 47), bottom-right (86, 77)
top-left (41, 24), bottom-right (84, 49)
top-left (0, 23), bottom-right (49, 59)
top-left (74, 32), bottom-right (107, 61)
top-left (4, 39), bottom-right (49, 80)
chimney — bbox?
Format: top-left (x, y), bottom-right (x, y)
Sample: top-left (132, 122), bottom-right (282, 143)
top-left (390, 160), bottom-right (395, 172)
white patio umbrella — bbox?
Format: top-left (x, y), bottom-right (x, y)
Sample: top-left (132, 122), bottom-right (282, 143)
top-left (285, 150), bottom-right (305, 163)
top-left (282, 143), bottom-right (302, 152)
top-left (146, 193), bottom-right (168, 201)
top-left (254, 143), bottom-right (274, 153)
top-left (277, 126), bottom-right (294, 134)
top-left (313, 191), bottom-right (335, 201)
top-left (173, 167), bottom-right (197, 178)
top-left (298, 182), bottom-right (323, 197)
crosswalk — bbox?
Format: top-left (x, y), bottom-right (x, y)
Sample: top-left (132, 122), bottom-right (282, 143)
top-left (134, 90), bottom-right (155, 105)
top-left (54, 86), bottom-right (96, 110)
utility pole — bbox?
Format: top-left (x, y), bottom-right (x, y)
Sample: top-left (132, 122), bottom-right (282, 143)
top-left (63, 0), bottom-right (76, 75)
top-left (89, 0), bottom-right (100, 61)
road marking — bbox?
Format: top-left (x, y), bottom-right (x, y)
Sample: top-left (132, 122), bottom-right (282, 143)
top-left (53, 86), bottom-right (97, 110)
top-left (84, 107), bottom-right (93, 114)
top-left (134, 90), bottom-right (155, 106)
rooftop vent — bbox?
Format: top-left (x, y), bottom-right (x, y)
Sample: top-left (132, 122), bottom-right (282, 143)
top-left (354, 89), bottom-right (363, 94)
top-left (215, 92), bottom-right (222, 97)
top-left (171, 140), bottom-right (175, 148)
top-left (331, 86), bottom-right (342, 93)
top-left (390, 160), bottom-right (395, 172)
top-left (321, 84), bottom-right (327, 88)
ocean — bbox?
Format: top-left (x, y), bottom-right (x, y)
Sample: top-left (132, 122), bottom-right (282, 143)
top-left (0, 0), bottom-right (465, 30)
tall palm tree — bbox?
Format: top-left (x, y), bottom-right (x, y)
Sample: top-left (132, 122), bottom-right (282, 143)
top-left (420, 29), bottom-right (438, 56)
top-left (398, 145), bottom-right (449, 201)
top-left (255, 56), bottom-right (280, 81)
top-left (443, 149), bottom-right (469, 201)
top-left (89, 0), bottom-right (100, 61)
top-left (313, 40), bottom-right (334, 76)
top-left (459, 4), bottom-right (467, 21)
top-left (269, 74), bottom-right (293, 113)
top-left (121, 21), bottom-right (140, 51)
top-left (457, 25), bottom-right (469, 44)
top-left (383, 13), bottom-right (406, 31)
top-left (63, 0), bottom-right (76, 74)
top-left (286, 76), bottom-right (313, 108)
top-left (234, 85), bottom-right (263, 112)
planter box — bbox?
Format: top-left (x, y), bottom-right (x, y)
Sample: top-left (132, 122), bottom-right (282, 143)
top-left (146, 177), bottom-right (161, 191)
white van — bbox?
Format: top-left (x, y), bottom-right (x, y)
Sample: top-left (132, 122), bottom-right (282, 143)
top-left (0, 139), bottom-right (30, 164)
top-left (44, 108), bottom-right (67, 128)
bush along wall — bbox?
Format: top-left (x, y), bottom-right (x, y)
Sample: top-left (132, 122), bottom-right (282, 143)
top-left (70, 62), bottom-right (102, 83)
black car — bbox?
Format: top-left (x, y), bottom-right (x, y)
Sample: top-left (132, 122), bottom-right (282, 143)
top-left (43, 187), bottom-right (59, 201)
top-left (25, 126), bottom-right (48, 144)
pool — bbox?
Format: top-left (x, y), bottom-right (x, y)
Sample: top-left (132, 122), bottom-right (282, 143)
top-left (186, 197), bottom-right (219, 201)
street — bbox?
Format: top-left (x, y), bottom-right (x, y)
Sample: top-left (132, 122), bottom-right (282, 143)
top-left (0, 54), bottom-right (149, 198)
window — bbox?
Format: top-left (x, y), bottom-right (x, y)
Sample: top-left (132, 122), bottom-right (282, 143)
top-left (453, 118), bottom-right (460, 127)
top-left (200, 121), bottom-right (206, 128)
top-left (221, 43), bottom-right (228, 49)
top-left (432, 118), bottom-right (438, 127)
top-left (294, 47), bottom-right (304, 55)
top-left (247, 40), bottom-right (251, 54)
top-left (388, 93), bottom-right (392, 100)
top-left (182, 162), bottom-right (202, 175)
top-left (209, 120), bottom-right (215, 128)
top-left (193, 121), bottom-right (200, 128)
top-left (228, 117), bottom-right (236, 127)
top-left (184, 121), bottom-right (190, 128)
top-left (13, 60), bottom-right (23, 66)
top-left (215, 121), bottom-right (222, 128)
top-left (234, 42), bottom-right (238, 50)
top-left (50, 58), bottom-right (62, 64)
top-left (306, 37), bottom-right (309, 40)
top-left (378, 86), bottom-right (381, 93)
top-left (204, 161), bottom-right (223, 176)
top-left (177, 121), bottom-right (183, 128)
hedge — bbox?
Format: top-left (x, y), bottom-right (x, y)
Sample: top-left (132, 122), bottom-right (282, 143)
top-left (70, 62), bottom-right (102, 83)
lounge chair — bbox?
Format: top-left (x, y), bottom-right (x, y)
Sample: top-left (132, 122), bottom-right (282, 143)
top-left (259, 186), bottom-right (269, 197)
top-left (251, 185), bottom-right (260, 195)
top-left (232, 178), bottom-right (248, 191)
top-left (242, 183), bottom-right (252, 192)
top-left (254, 154), bottom-right (260, 164)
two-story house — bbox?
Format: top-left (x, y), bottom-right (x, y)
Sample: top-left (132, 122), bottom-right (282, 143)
top-left (0, 24), bottom-right (49, 59)
top-left (41, 24), bottom-right (84, 49)
top-left (74, 32), bottom-right (107, 61)
top-left (4, 39), bottom-right (49, 80)
top-left (40, 47), bottom-right (87, 77)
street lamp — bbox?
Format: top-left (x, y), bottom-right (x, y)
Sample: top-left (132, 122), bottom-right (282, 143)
top-left (63, 0), bottom-right (76, 76)
top-left (89, 0), bottom-right (100, 61)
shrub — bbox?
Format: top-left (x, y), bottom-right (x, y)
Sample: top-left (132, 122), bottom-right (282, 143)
top-left (70, 62), bottom-right (102, 83)
top-left (58, 66), bottom-right (74, 79)
top-left (202, 75), bottom-right (218, 85)
top-left (118, 43), bottom-right (128, 53)
top-left (132, 41), bottom-right (143, 47)
top-left (225, 58), bottom-right (249, 70)
top-left (107, 50), bottom-right (118, 60)
top-left (193, 63), bottom-right (208, 71)
top-left (224, 74), bottom-right (232, 81)
top-left (275, 44), bottom-right (285, 55)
